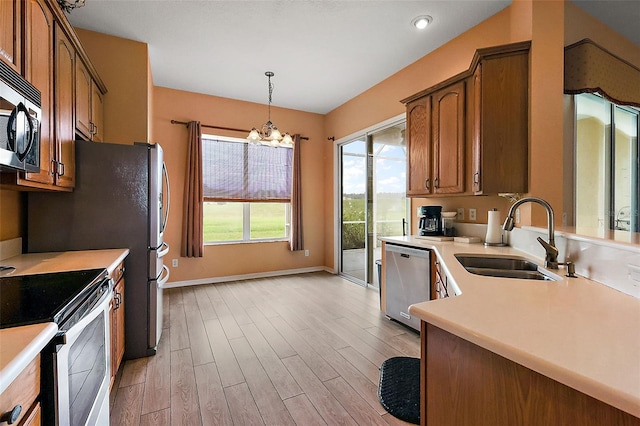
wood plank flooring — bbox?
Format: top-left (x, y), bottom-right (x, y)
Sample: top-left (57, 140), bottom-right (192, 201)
top-left (109, 272), bottom-right (419, 425)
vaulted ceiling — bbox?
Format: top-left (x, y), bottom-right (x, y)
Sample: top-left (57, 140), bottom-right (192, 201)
top-left (67, 1), bottom-right (639, 115)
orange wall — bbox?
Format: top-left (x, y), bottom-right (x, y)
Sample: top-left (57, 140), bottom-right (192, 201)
top-left (153, 87), bottom-right (326, 282)
top-left (322, 0), bottom-right (640, 267)
top-left (323, 2), bottom-right (536, 266)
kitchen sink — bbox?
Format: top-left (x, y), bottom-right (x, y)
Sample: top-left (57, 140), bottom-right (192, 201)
top-left (455, 254), bottom-right (560, 281)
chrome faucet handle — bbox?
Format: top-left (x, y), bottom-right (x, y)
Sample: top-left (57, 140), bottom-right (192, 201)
top-left (559, 261), bottom-right (577, 278)
top-left (536, 236), bottom-right (559, 269)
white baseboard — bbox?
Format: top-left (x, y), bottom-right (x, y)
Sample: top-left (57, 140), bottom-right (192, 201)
top-left (164, 266), bottom-right (336, 288)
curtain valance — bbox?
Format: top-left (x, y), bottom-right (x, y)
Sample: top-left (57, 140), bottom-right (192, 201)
top-left (565, 39), bottom-right (640, 108)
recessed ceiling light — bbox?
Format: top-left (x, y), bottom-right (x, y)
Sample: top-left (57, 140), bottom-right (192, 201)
top-left (411, 15), bottom-right (432, 30)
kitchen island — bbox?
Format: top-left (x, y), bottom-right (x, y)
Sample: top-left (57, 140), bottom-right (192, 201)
top-left (380, 236), bottom-right (640, 424)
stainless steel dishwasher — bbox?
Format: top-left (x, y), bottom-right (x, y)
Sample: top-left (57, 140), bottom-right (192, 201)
top-left (384, 243), bottom-right (431, 331)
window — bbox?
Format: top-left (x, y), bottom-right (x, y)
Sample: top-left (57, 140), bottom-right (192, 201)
top-left (575, 93), bottom-right (639, 232)
top-left (202, 135), bottom-right (292, 242)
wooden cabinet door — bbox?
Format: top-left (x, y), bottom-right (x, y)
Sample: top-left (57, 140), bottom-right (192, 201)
top-left (472, 52), bottom-right (528, 195)
top-left (22, 0), bottom-right (54, 187)
top-left (0, 0), bottom-right (21, 72)
top-left (91, 82), bottom-right (104, 142)
top-left (472, 66), bottom-right (483, 193)
top-left (54, 25), bottom-right (75, 189)
top-left (406, 96), bottom-right (432, 196)
top-left (75, 58), bottom-right (92, 139)
top-left (432, 81), bottom-right (465, 195)
top-left (111, 276), bottom-right (125, 386)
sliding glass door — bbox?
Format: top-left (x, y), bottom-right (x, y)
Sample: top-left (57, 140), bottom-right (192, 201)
top-left (339, 122), bottom-right (408, 288)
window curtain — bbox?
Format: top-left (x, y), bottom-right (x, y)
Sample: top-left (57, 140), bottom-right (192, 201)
top-left (290, 134), bottom-right (304, 251)
top-left (565, 39), bottom-right (640, 108)
top-left (181, 121), bottom-right (204, 257)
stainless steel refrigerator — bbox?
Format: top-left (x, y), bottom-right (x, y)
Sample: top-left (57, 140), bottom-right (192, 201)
top-left (28, 140), bottom-right (170, 359)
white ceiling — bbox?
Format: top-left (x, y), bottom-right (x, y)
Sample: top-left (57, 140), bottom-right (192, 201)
top-left (66, 0), bottom-right (639, 115)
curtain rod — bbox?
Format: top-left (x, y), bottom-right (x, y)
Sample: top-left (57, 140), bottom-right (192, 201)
top-left (171, 120), bottom-right (308, 140)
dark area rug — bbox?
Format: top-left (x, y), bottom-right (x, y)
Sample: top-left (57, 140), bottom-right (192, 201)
top-left (378, 356), bottom-right (420, 425)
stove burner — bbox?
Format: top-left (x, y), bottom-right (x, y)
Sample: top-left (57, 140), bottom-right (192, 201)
top-left (0, 268), bottom-right (109, 330)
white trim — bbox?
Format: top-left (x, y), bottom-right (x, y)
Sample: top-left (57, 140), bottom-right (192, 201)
top-left (165, 266), bottom-right (335, 288)
top-left (333, 113), bottom-right (405, 278)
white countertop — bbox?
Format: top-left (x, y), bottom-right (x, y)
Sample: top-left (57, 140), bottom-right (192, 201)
top-left (0, 248), bottom-right (129, 394)
top-left (0, 248), bottom-right (129, 277)
top-left (381, 236), bottom-right (640, 418)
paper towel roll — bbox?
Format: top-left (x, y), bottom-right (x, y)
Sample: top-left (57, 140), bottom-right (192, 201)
top-left (485, 209), bottom-right (502, 244)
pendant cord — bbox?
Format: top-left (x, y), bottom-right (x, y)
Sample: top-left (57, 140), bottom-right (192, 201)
top-left (267, 72), bottom-right (273, 123)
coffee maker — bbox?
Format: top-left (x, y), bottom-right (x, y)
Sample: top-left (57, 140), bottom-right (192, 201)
top-left (418, 205), bottom-right (443, 236)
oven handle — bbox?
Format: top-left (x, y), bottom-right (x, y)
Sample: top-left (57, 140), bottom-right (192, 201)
top-left (57, 279), bottom-right (113, 346)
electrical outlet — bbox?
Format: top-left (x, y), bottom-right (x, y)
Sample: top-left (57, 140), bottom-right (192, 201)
top-left (172, 258), bottom-right (178, 267)
top-left (469, 208), bottom-right (477, 221)
top-left (304, 249), bottom-right (310, 257)
top-left (515, 209), bottom-right (521, 224)
top-left (457, 208), bottom-right (464, 221)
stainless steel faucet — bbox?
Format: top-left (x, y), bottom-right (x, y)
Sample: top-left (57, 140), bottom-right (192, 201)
top-left (502, 197), bottom-right (559, 269)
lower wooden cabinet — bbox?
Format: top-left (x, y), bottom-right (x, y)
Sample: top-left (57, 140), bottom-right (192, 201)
top-left (421, 323), bottom-right (640, 426)
top-left (0, 355), bottom-right (40, 426)
top-left (110, 261), bottom-right (125, 388)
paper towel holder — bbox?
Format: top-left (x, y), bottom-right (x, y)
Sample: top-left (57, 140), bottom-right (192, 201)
top-left (484, 208), bottom-right (507, 247)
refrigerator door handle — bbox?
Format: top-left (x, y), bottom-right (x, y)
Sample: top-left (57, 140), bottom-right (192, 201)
top-left (157, 242), bottom-right (169, 258)
top-left (157, 265), bottom-right (170, 288)
top-left (161, 162), bottom-right (170, 234)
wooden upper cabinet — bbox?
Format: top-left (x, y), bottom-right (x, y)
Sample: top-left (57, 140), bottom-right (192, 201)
top-left (406, 97), bottom-right (432, 196)
top-left (91, 82), bottom-right (104, 142)
top-left (76, 57), bottom-right (105, 142)
top-left (0, 0), bottom-right (21, 72)
top-left (405, 81), bottom-right (465, 197)
top-left (402, 41), bottom-right (530, 198)
top-left (471, 47), bottom-right (529, 195)
top-left (1, 0), bottom-right (107, 191)
top-left (75, 58), bottom-right (92, 138)
top-left (22, 0), bottom-right (54, 187)
top-left (432, 81), bottom-right (465, 195)
top-left (54, 24), bottom-right (75, 189)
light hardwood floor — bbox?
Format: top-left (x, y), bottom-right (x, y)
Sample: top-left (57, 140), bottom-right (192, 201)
top-left (109, 272), bottom-right (420, 425)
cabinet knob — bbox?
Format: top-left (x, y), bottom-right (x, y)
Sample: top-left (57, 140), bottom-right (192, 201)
top-left (434, 177), bottom-right (439, 189)
top-left (0, 404), bottom-right (22, 424)
top-left (425, 178), bottom-right (430, 190)
top-left (473, 171), bottom-right (480, 184)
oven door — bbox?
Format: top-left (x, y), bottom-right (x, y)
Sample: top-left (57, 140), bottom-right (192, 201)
top-left (53, 286), bottom-right (112, 426)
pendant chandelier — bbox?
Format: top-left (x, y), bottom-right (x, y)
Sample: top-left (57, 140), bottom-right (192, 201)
top-left (247, 71), bottom-right (293, 148)
top-left (57, 0), bottom-right (85, 13)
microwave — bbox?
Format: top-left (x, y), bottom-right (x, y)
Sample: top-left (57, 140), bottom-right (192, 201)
top-left (0, 60), bottom-right (41, 173)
